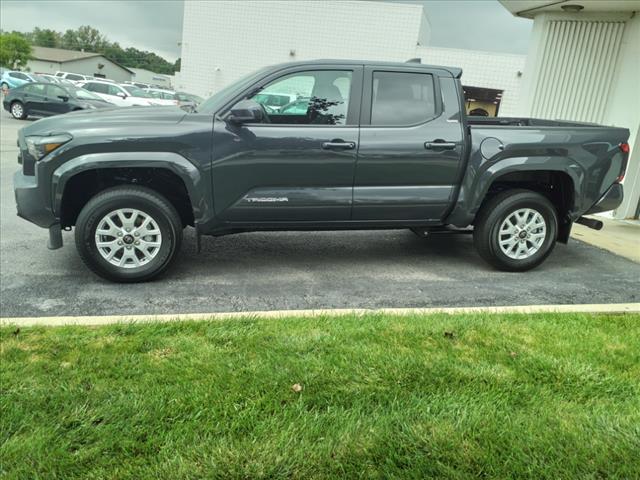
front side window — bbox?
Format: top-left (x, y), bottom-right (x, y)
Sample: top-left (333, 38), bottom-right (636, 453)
top-left (45, 84), bottom-right (66, 98)
top-left (107, 85), bottom-right (124, 96)
top-left (371, 71), bottom-right (436, 126)
top-left (243, 70), bottom-right (352, 125)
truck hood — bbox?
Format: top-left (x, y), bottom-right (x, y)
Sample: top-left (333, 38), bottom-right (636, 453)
top-left (21, 105), bottom-right (187, 136)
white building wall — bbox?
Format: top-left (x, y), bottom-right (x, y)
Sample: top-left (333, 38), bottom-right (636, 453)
top-left (415, 46), bottom-right (525, 117)
top-left (26, 59), bottom-right (62, 74)
top-left (180, 0), bottom-right (428, 97)
top-left (517, 12), bottom-right (640, 219)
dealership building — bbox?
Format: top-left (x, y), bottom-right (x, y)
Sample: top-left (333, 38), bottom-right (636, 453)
top-left (180, 0), bottom-right (639, 219)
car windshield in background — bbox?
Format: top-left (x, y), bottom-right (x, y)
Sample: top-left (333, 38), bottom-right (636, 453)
top-left (123, 86), bottom-right (153, 98)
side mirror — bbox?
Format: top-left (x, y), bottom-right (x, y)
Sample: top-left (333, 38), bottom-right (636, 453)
top-left (228, 99), bottom-right (263, 124)
top-left (116, 92), bottom-right (127, 99)
top-left (57, 95), bottom-right (69, 102)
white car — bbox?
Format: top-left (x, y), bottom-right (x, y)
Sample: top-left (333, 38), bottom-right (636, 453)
top-left (144, 88), bottom-right (180, 106)
top-left (54, 71), bottom-right (93, 85)
top-left (79, 80), bottom-right (154, 107)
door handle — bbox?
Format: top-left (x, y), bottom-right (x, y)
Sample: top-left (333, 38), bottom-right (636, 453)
top-left (424, 141), bottom-right (457, 150)
top-left (322, 141), bottom-right (356, 150)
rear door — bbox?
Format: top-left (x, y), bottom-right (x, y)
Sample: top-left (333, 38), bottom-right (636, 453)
top-left (211, 65), bottom-right (363, 223)
top-left (353, 66), bottom-right (465, 222)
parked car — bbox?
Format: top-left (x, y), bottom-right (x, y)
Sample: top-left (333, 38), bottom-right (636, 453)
top-left (120, 84), bottom-right (160, 104)
top-left (125, 81), bottom-right (152, 89)
top-left (79, 80), bottom-right (155, 107)
top-left (13, 59), bottom-right (630, 282)
top-left (54, 71), bottom-right (92, 84)
top-left (253, 92), bottom-right (297, 111)
top-left (175, 92), bottom-right (204, 112)
top-left (3, 82), bottom-right (113, 119)
top-left (1, 70), bottom-right (34, 90)
top-left (144, 88), bottom-right (180, 106)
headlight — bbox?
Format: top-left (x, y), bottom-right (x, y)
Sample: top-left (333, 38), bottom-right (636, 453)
top-left (26, 134), bottom-right (72, 160)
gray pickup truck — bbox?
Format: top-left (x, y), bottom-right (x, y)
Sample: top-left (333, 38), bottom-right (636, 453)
top-left (13, 59), bottom-right (629, 282)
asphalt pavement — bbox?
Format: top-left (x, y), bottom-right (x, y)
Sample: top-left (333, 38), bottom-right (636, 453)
top-left (1, 111), bottom-right (638, 318)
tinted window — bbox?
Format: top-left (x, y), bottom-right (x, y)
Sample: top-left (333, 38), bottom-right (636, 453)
top-left (371, 71), bottom-right (436, 126)
top-left (85, 82), bottom-right (109, 94)
top-left (107, 85), bottom-right (124, 96)
top-left (246, 70), bottom-right (352, 125)
top-left (66, 73), bottom-right (84, 81)
top-left (46, 84), bottom-right (67, 98)
top-left (10, 72), bottom-right (28, 80)
top-left (24, 84), bottom-right (46, 94)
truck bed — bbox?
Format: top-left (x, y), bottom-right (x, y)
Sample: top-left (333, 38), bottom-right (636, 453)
top-left (467, 117), bottom-right (600, 128)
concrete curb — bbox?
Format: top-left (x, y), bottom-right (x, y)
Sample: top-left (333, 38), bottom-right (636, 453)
top-left (2, 303), bottom-right (639, 327)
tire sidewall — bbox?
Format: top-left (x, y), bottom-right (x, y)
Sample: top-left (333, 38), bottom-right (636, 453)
top-left (77, 194), bottom-right (178, 282)
top-left (11, 101), bottom-right (25, 119)
top-left (487, 195), bottom-right (558, 270)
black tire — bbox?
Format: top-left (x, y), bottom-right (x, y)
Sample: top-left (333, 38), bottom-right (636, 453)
top-left (10, 101), bottom-right (27, 120)
top-left (75, 186), bottom-right (182, 282)
top-left (473, 189), bottom-right (558, 272)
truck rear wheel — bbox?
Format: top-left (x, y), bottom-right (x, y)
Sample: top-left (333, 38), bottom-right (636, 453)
top-left (473, 189), bottom-right (558, 272)
top-left (75, 186), bottom-right (182, 282)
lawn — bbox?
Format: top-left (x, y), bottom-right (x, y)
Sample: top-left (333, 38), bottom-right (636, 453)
top-left (1, 312), bottom-right (639, 479)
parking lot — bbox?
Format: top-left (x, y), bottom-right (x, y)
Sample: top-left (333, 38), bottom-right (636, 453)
top-left (1, 111), bottom-right (638, 318)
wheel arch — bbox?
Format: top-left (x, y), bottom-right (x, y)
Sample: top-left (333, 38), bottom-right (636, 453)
top-left (52, 152), bottom-right (210, 228)
top-left (446, 156), bottom-right (581, 242)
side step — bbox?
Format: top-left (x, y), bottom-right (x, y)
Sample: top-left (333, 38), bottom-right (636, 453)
top-left (575, 216), bottom-right (604, 231)
top-left (410, 226), bottom-right (474, 238)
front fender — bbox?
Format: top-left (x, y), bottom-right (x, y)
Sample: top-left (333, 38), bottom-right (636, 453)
top-left (51, 151), bottom-right (213, 225)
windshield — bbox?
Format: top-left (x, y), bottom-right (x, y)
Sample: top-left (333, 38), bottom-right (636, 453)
top-left (68, 86), bottom-right (104, 101)
top-left (197, 66), bottom-right (272, 114)
top-left (123, 85), bottom-right (153, 98)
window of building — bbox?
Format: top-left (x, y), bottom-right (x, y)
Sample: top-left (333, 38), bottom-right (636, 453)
top-left (245, 70), bottom-right (352, 125)
top-left (371, 71), bottom-right (436, 126)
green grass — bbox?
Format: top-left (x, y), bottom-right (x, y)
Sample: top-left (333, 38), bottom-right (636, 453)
top-left (1, 313), bottom-right (639, 479)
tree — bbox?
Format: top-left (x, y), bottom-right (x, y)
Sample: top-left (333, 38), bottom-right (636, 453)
top-left (174, 58), bottom-right (181, 72)
top-left (0, 33), bottom-right (32, 69)
top-left (60, 25), bottom-right (108, 52)
top-left (31, 28), bottom-right (61, 48)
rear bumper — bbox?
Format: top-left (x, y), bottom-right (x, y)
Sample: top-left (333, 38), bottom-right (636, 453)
top-left (585, 183), bottom-right (623, 215)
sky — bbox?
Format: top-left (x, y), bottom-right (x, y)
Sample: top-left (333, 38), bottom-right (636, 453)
top-left (0, 0), bottom-right (533, 62)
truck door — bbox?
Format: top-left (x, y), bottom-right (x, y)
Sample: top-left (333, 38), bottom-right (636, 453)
top-left (352, 66), bottom-right (465, 222)
top-left (211, 65), bottom-right (363, 222)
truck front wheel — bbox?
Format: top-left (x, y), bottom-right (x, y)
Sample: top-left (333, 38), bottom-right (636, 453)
top-left (75, 186), bottom-right (183, 282)
top-left (473, 189), bottom-right (558, 272)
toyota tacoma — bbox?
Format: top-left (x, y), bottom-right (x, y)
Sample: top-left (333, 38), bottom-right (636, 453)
top-left (13, 59), bottom-right (629, 282)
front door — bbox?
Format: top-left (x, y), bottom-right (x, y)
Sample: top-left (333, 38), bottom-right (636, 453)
top-left (44, 84), bottom-right (72, 115)
top-left (353, 67), bottom-right (465, 222)
top-left (211, 66), bottom-right (363, 223)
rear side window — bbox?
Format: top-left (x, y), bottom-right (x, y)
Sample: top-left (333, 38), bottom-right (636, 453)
top-left (85, 82), bottom-right (109, 94)
top-left (24, 84), bottom-right (46, 94)
top-left (371, 71), bottom-right (436, 126)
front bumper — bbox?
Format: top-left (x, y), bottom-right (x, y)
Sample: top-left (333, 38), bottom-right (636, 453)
top-left (586, 182), bottom-right (624, 215)
top-left (14, 170), bottom-right (57, 228)
top-left (14, 170), bottom-right (63, 249)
